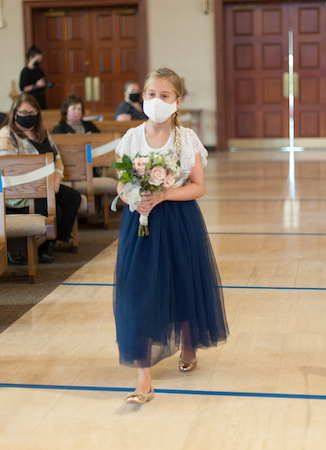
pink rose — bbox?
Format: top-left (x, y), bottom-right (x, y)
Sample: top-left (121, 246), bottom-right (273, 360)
top-left (163, 173), bottom-right (175, 188)
top-left (134, 157), bottom-right (150, 176)
top-left (149, 166), bottom-right (166, 186)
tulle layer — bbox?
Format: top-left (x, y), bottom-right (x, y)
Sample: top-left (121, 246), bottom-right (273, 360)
top-left (113, 200), bottom-right (229, 367)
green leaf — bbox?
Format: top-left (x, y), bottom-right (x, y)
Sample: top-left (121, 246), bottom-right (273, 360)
top-left (122, 154), bottom-right (133, 168)
top-left (110, 162), bottom-right (124, 169)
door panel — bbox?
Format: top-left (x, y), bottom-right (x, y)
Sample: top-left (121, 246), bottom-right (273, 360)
top-left (33, 6), bottom-right (142, 111)
top-left (225, 1), bottom-right (326, 141)
top-left (292, 2), bottom-right (326, 137)
top-left (225, 3), bottom-right (289, 139)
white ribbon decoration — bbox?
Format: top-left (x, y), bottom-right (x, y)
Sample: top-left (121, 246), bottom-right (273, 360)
top-left (111, 182), bottom-right (141, 212)
top-left (1, 162), bottom-right (55, 189)
top-left (91, 138), bottom-right (121, 158)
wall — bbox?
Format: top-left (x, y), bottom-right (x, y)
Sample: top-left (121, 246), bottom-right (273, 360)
top-left (0, 0), bottom-right (217, 145)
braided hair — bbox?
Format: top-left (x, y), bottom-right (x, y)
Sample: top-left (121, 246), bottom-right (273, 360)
top-left (143, 68), bottom-right (184, 157)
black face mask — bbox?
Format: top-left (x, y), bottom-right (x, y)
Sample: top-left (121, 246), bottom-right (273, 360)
top-left (16, 114), bottom-right (38, 129)
top-left (34, 61), bottom-right (41, 68)
top-left (129, 93), bottom-right (140, 103)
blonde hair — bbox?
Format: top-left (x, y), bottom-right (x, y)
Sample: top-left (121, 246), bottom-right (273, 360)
top-left (143, 68), bottom-right (183, 156)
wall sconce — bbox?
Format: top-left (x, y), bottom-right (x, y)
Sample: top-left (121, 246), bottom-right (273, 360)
top-left (203, 0), bottom-right (209, 15)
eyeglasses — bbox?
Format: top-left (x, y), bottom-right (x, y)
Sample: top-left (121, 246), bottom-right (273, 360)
top-left (16, 110), bottom-right (38, 117)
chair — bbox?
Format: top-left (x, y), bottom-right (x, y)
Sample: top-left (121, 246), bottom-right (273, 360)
top-left (0, 153), bottom-right (56, 283)
top-left (0, 171), bottom-right (8, 276)
top-left (51, 133), bottom-right (121, 229)
top-left (56, 143), bottom-right (95, 252)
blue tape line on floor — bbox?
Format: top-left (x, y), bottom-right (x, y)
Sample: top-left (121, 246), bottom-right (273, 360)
top-left (61, 283), bottom-right (326, 290)
top-left (209, 232), bottom-right (326, 236)
top-left (198, 199), bottom-right (326, 202)
top-left (0, 383), bottom-right (325, 400)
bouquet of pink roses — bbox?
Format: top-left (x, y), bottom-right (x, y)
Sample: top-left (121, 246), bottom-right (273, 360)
top-left (111, 151), bottom-right (181, 236)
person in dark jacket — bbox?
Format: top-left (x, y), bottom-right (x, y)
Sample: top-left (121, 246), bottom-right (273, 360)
top-left (114, 81), bottom-right (148, 122)
top-left (19, 46), bottom-right (48, 110)
top-left (52, 95), bottom-right (100, 134)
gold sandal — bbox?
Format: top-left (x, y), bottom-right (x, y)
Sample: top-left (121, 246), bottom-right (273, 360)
top-left (126, 388), bottom-right (154, 404)
top-left (179, 356), bottom-right (197, 372)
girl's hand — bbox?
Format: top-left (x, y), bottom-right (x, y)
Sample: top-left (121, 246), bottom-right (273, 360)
top-left (136, 190), bottom-right (165, 215)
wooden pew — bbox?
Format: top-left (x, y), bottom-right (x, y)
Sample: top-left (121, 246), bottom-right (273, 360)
top-left (51, 131), bottom-right (121, 148)
top-left (44, 112), bottom-right (192, 134)
top-left (0, 153), bottom-right (56, 283)
top-left (0, 171), bottom-right (7, 276)
top-left (52, 133), bottom-right (120, 229)
top-left (56, 143), bottom-right (95, 251)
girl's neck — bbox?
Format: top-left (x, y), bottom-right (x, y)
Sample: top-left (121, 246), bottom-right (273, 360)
top-left (27, 61), bottom-right (34, 70)
top-left (145, 118), bottom-right (171, 134)
top-left (144, 119), bottom-right (172, 149)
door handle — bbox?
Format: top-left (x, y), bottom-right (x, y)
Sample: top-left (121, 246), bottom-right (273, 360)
top-left (293, 72), bottom-right (299, 98)
top-left (92, 77), bottom-right (101, 102)
top-left (282, 72), bottom-right (299, 99)
top-left (283, 72), bottom-right (289, 98)
top-left (85, 76), bottom-right (92, 102)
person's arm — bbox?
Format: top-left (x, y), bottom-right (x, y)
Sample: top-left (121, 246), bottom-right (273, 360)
top-left (136, 153), bottom-right (204, 215)
top-left (0, 127), bottom-right (19, 156)
top-left (117, 153), bottom-right (205, 215)
top-left (116, 113), bottom-right (132, 122)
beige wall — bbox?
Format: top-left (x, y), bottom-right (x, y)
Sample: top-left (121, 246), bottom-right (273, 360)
top-left (0, 0), bottom-right (217, 145)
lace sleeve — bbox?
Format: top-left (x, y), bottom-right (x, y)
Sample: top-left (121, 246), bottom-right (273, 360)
top-left (179, 127), bottom-right (208, 179)
top-left (115, 128), bottom-right (134, 159)
top-left (186, 128), bottom-right (208, 167)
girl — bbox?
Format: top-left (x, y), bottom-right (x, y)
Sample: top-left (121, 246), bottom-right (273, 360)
top-left (114, 68), bottom-right (229, 404)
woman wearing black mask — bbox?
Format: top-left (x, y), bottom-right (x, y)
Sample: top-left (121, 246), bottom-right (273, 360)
top-left (114, 81), bottom-right (148, 121)
top-left (19, 46), bottom-right (48, 110)
top-left (0, 93), bottom-right (81, 265)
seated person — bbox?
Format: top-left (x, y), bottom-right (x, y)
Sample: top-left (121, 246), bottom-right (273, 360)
top-left (114, 81), bottom-right (148, 121)
top-left (0, 93), bottom-right (81, 265)
top-left (52, 95), bottom-right (100, 134)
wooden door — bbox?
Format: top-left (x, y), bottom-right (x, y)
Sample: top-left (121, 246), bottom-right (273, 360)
top-left (292, 2), bottom-right (326, 137)
top-left (89, 8), bottom-right (140, 112)
top-left (224, 1), bottom-right (326, 142)
top-left (33, 6), bottom-right (142, 111)
top-left (225, 2), bottom-right (290, 139)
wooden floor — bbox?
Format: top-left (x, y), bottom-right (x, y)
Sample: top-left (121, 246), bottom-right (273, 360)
top-left (1, 150), bottom-right (326, 449)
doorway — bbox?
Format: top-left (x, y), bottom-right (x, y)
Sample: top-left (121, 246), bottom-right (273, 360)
top-left (23, 1), bottom-right (147, 112)
top-left (215, 1), bottom-right (326, 150)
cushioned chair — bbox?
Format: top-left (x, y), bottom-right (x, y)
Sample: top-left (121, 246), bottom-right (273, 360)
top-left (0, 153), bottom-right (56, 283)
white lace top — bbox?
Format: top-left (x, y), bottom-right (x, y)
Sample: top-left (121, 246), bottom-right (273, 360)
top-left (115, 123), bottom-right (208, 187)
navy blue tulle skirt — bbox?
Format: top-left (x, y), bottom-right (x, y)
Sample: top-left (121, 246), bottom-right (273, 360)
top-left (113, 200), bottom-right (229, 367)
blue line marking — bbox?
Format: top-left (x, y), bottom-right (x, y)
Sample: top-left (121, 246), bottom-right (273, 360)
top-left (0, 383), bottom-right (326, 400)
top-left (61, 282), bottom-right (326, 290)
top-left (62, 283), bottom-right (115, 286)
top-left (209, 232), bottom-right (326, 236)
top-left (0, 175), bottom-right (2, 193)
top-left (222, 286), bottom-right (326, 291)
top-left (199, 199), bottom-right (326, 202)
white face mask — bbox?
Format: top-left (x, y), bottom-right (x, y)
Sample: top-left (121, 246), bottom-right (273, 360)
top-left (143, 98), bottom-right (177, 123)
